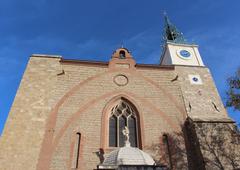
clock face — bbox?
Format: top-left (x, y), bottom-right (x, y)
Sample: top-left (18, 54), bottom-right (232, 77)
top-left (192, 77), bottom-right (199, 82)
top-left (180, 50), bottom-right (191, 58)
top-left (189, 75), bottom-right (202, 85)
top-left (177, 49), bottom-right (192, 59)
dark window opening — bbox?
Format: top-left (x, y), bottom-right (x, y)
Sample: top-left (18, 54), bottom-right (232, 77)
top-left (128, 116), bottom-right (137, 147)
top-left (109, 116), bottom-right (117, 147)
top-left (166, 27), bottom-right (177, 41)
top-left (75, 132), bottom-right (81, 169)
top-left (119, 50), bottom-right (126, 59)
top-left (163, 134), bottom-right (172, 169)
top-left (119, 116), bottom-right (127, 147)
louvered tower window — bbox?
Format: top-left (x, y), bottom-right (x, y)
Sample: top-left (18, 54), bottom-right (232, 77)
top-left (109, 100), bottom-right (139, 147)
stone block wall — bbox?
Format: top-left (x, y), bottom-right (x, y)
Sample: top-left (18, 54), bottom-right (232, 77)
top-left (0, 56), bottom-right (62, 170)
top-left (1, 54), bottom-right (236, 170)
top-left (43, 59), bottom-right (187, 170)
top-left (0, 55), bottom-right (190, 169)
top-left (175, 66), bottom-right (230, 122)
top-left (184, 119), bottom-right (240, 170)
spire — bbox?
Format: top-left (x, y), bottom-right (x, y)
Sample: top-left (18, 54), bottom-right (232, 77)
top-left (163, 12), bottom-right (188, 44)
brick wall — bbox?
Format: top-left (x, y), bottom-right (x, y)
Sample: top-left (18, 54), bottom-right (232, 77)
top-left (1, 55), bottom-right (235, 170)
top-left (0, 56), bottom-right (62, 170)
top-left (175, 66), bottom-right (231, 122)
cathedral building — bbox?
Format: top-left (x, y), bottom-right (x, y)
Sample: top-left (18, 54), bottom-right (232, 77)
top-left (0, 16), bottom-right (239, 170)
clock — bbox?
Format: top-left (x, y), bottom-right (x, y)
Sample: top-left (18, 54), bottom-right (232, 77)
top-left (192, 77), bottom-right (199, 82)
top-left (180, 50), bottom-right (191, 58)
top-left (188, 75), bottom-right (202, 85)
top-left (177, 49), bottom-right (192, 59)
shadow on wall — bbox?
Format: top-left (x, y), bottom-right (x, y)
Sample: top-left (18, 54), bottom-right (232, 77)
top-left (146, 118), bottom-right (240, 170)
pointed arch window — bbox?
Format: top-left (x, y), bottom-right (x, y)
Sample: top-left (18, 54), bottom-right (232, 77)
top-left (109, 99), bottom-right (139, 147)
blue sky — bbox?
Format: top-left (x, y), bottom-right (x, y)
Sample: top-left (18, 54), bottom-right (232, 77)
top-left (0, 0), bottom-right (240, 135)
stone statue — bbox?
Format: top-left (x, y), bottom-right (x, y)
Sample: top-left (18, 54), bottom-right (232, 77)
top-left (122, 126), bottom-right (130, 147)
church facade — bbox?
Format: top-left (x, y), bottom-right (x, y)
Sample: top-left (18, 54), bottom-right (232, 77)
top-left (0, 16), bottom-right (239, 170)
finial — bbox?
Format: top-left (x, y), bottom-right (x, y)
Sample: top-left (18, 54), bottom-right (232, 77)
top-left (162, 11), bottom-right (170, 26)
top-left (121, 42), bottom-right (124, 48)
top-left (122, 126), bottom-right (130, 147)
top-left (163, 10), bottom-right (167, 16)
top-left (163, 11), bottom-right (168, 21)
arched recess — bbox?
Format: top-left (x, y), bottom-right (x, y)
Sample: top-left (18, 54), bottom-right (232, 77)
top-left (101, 95), bottom-right (144, 150)
top-left (37, 68), bottom-right (186, 170)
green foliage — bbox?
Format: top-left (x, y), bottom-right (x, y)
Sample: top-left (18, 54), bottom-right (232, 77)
top-left (226, 68), bottom-right (240, 111)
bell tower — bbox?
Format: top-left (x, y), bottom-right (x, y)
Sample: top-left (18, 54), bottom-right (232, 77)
top-left (159, 14), bottom-right (230, 122)
top-left (160, 14), bottom-right (204, 66)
